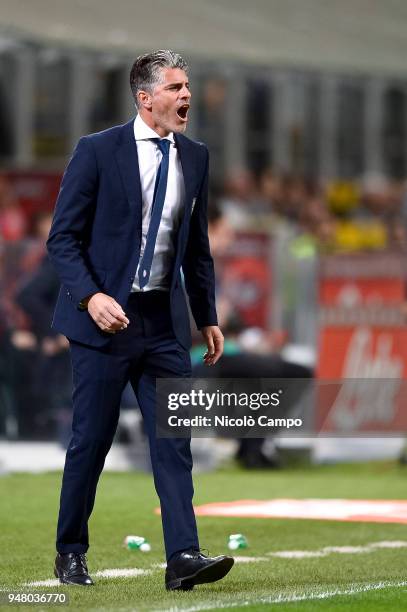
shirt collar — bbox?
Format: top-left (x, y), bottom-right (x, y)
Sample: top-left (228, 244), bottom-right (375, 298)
top-left (134, 114), bottom-right (175, 144)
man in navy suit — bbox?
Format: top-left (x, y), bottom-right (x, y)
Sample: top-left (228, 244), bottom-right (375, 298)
top-left (47, 50), bottom-right (233, 590)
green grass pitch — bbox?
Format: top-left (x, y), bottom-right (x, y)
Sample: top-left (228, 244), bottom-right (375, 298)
top-left (0, 461), bottom-right (406, 611)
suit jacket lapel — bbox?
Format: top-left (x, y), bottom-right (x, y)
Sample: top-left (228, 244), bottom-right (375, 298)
top-left (115, 126), bottom-right (195, 215)
top-left (114, 119), bottom-right (143, 225)
top-left (175, 134), bottom-right (197, 216)
top-left (114, 127), bottom-right (197, 276)
top-left (171, 135), bottom-right (199, 283)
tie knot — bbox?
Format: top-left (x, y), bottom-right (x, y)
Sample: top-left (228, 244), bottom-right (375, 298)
top-left (152, 138), bottom-right (171, 156)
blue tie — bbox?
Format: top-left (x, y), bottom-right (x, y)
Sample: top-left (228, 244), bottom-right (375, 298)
top-left (138, 138), bottom-right (171, 289)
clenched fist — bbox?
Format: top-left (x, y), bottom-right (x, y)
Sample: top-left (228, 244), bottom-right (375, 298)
top-left (85, 292), bottom-right (129, 334)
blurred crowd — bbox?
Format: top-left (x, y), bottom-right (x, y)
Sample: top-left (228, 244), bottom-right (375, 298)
top-left (203, 167), bottom-right (407, 367)
top-left (2, 168), bottom-right (407, 250)
top-left (1, 166), bottom-right (406, 458)
top-left (215, 167), bottom-right (407, 252)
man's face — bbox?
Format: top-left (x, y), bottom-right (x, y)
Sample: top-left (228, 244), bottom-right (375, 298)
top-left (139, 67), bottom-right (191, 136)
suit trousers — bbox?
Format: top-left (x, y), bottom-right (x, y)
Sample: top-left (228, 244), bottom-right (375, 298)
top-left (56, 290), bottom-right (199, 561)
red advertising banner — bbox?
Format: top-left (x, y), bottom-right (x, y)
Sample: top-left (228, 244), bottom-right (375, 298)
top-left (1, 170), bottom-right (62, 217)
top-left (317, 326), bottom-right (407, 432)
top-left (317, 253), bottom-right (407, 433)
top-left (319, 252), bottom-right (405, 306)
top-left (320, 279), bottom-right (405, 306)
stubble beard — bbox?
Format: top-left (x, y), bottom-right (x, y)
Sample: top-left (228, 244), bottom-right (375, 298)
top-left (173, 122), bottom-right (187, 134)
top-left (158, 109), bottom-right (188, 135)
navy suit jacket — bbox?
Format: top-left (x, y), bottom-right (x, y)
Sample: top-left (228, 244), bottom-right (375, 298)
top-left (46, 118), bottom-right (217, 349)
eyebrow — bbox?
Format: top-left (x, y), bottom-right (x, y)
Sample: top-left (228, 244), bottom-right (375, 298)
top-left (165, 81), bottom-right (190, 88)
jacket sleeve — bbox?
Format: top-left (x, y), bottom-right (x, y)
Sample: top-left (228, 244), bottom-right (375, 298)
top-left (46, 136), bottom-right (101, 306)
top-left (182, 146), bottom-right (218, 329)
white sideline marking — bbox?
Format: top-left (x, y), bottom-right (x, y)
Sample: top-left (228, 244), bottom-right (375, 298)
top-left (267, 540), bottom-right (407, 559)
top-left (270, 550), bottom-right (326, 559)
top-left (95, 568), bottom-right (150, 578)
top-left (324, 545), bottom-right (370, 553)
top-left (25, 556), bottom-right (269, 587)
top-left (159, 580), bottom-right (407, 611)
top-left (22, 580), bottom-right (61, 587)
top-left (232, 556), bottom-right (269, 563)
top-left (22, 542), bottom-right (407, 587)
top-left (24, 567), bottom-right (151, 587)
top-left (372, 540), bottom-right (407, 548)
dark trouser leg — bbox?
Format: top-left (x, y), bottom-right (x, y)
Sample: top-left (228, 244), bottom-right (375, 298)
top-left (133, 371), bottom-right (199, 561)
top-left (56, 342), bottom-right (130, 553)
top-left (130, 295), bottom-right (199, 561)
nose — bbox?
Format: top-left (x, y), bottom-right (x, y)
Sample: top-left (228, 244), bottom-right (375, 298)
top-left (181, 85), bottom-right (191, 100)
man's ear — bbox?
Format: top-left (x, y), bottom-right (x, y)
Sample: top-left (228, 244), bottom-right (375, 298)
top-left (138, 90), bottom-right (152, 110)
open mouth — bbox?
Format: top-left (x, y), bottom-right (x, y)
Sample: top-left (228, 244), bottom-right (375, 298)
top-left (176, 104), bottom-right (190, 121)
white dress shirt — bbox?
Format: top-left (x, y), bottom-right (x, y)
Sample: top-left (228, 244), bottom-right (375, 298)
top-left (132, 114), bottom-right (185, 292)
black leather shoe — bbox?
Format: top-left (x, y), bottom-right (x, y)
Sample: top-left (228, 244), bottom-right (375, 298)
top-left (54, 553), bottom-right (94, 586)
top-left (165, 549), bottom-right (234, 591)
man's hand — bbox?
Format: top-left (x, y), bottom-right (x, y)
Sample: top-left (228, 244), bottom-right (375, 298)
top-left (86, 292), bottom-right (129, 334)
top-left (201, 325), bottom-right (224, 366)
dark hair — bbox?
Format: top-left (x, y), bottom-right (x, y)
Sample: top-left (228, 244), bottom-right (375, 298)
top-left (130, 50), bottom-right (188, 108)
